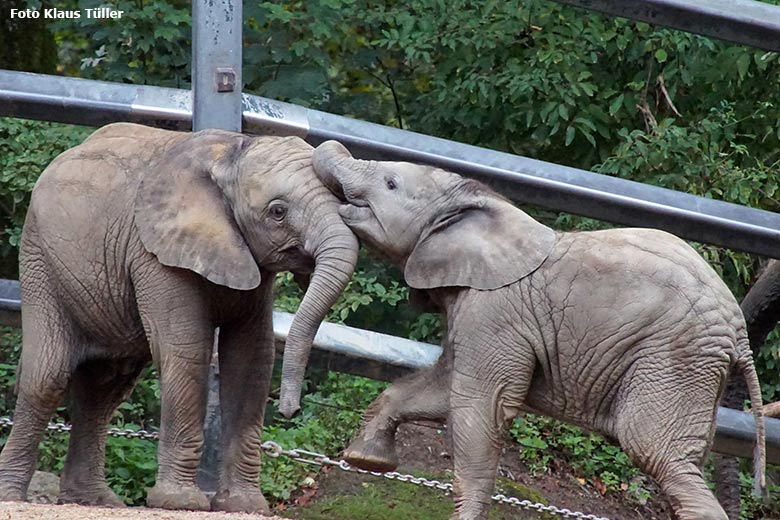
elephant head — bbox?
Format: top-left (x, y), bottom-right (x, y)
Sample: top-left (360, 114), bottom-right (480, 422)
top-left (133, 129), bottom-right (359, 418)
top-left (311, 140), bottom-right (555, 290)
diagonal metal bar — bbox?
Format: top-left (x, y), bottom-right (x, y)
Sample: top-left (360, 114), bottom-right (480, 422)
top-left (549, 0), bottom-right (780, 52)
top-left (0, 278), bottom-right (776, 464)
top-left (1, 70), bottom-right (778, 259)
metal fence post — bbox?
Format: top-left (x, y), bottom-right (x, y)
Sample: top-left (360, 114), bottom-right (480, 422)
top-left (192, 0), bottom-right (242, 133)
top-left (191, 0), bottom-right (243, 494)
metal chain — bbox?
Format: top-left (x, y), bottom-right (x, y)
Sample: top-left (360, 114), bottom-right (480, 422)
top-left (0, 416), bottom-right (159, 440)
top-left (260, 440), bottom-right (613, 520)
top-left (0, 416), bottom-right (610, 519)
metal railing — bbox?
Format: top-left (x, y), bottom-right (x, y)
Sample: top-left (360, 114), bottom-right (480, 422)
top-left (2, 69), bottom-right (780, 259)
top-left (549, 0), bottom-right (780, 52)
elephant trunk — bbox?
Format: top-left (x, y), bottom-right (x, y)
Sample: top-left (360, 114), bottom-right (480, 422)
top-left (312, 140), bottom-right (369, 199)
top-left (279, 216), bottom-right (358, 418)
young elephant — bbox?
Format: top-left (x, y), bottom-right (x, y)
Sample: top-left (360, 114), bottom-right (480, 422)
top-left (0, 124), bottom-right (358, 512)
top-left (281, 140), bottom-right (767, 520)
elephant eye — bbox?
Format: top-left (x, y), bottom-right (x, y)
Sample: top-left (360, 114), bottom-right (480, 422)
top-left (269, 203), bottom-right (287, 221)
top-left (386, 178), bottom-right (397, 190)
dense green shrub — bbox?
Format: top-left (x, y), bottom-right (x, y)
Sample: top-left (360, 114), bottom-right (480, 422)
top-left (0, 119), bottom-right (90, 277)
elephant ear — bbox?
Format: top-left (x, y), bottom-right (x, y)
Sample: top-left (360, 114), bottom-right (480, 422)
top-left (134, 130), bottom-right (261, 291)
top-left (404, 190), bottom-right (556, 290)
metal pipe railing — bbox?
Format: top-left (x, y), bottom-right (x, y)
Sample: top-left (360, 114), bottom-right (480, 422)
top-left (549, 0), bottom-right (780, 52)
top-left (2, 69), bottom-right (779, 259)
top-left (0, 279), bottom-right (774, 463)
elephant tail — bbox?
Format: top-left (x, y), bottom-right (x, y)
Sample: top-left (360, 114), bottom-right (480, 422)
top-left (736, 344), bottom-right (767, 499)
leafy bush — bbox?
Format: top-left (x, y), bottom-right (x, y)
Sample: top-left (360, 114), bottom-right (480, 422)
top-left (50, 0), bottom-right (191, 85)
top-left (0, 119), bottom-right (90, 277)
top-left (0, 328), bottom-right (21, 413)
top-left (262, 371), bottom-right (386, 501)
top-left (510, 414), bottom-right (650, 503)
top-left (104, 436), bottom-right (158, 505)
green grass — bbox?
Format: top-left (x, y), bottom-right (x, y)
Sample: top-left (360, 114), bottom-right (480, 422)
top-left (282, 475), bottom-right (553, 520)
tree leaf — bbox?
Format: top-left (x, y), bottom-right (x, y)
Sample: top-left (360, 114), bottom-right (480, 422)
top-left (609, 94), bottom-right (624, 117)
top-left (565, 126), bottom-right (575, 146)
top-left (736, 53), bottom-right (751, 80)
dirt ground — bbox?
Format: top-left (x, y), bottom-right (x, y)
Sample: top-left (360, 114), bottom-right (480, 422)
top-left (0, 502), bottom-right (287, 520)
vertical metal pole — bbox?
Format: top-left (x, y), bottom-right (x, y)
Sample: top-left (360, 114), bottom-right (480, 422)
top-left (192, 0), bottom-right (242, 132)
top-left (192, 0), bottom-right (243, 495)
top-left (198, 333), bottom-right (222, 495)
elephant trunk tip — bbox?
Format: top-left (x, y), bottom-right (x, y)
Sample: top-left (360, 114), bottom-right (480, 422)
top-left (279, 383), bottom-right (302, 419)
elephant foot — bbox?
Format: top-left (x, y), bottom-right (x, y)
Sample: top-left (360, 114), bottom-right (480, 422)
top-left (0, 484), bottom-right (26, 502)
top-left (58, 484), bottom-right (126, 508)
top-left (146, 482), bottom-right (209, 511)
top-left (211, 488), bottom-right (269, 514)
top-left (343, 433), bottom-right (399, 473)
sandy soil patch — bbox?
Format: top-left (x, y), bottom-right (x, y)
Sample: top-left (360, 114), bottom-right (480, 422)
top-left (0, 502), bottom-right (286, 520)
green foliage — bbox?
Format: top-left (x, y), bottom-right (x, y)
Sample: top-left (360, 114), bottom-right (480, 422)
top-left (757, 328), bottom-right (780, 403)
top-left (36, 431), bottom-right (69, 475)
top-left (244, 1), bottom-right (780, 170)
top-left (598, 101), bottom-right (779, 209)
top-left (282, 474), bottom-right (550, 520)
top-left (21, 428), bottom-right (158, 506)
top-left (739, 472), bottom-right (780, 520)
top-left (510, 413), bottom-right (780, 517)
top-left (0, 119), bottom-right (90, 277)
top-left (0, 328), bottom-right (21, 413)
top-left (510, 414), bottom-right (649, 503)
top-left (104, 436), bottom-right (158, 505)
top-left (282, 477), bottom-right (459, 520)
top-left (262, 372), bottom-right (386, 501)
top-left (50, 0), bottom-right (191, 86)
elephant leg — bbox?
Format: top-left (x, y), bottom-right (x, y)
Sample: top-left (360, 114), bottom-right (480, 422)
top-left (0, 298), bottom-right (75, 501)
top-left (136, 274), bottom-right (213, 511)
top-left (447, 348), bottom-right (534, 520)
top-left (210, 281), bottom-right (273, 514)
top-left (344, 346), bottom-right (451, 472)
top-left (615, 368), bottom-right (728, 520)
top-left (145, 336), bottom-right (212, 511)
top-left (58, 356), bottom-right (147, 507)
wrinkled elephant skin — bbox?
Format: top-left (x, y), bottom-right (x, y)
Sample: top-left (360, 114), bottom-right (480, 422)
top-left (0, 124), bottom-right (358, 512)
top-left (311, 140), bottom-right (767, 520)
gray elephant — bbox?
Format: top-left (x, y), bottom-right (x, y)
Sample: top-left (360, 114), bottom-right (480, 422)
top-left (279, 140), bottom-right (768, 520)
top-left (0, 124), bottom-right (359, 513)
